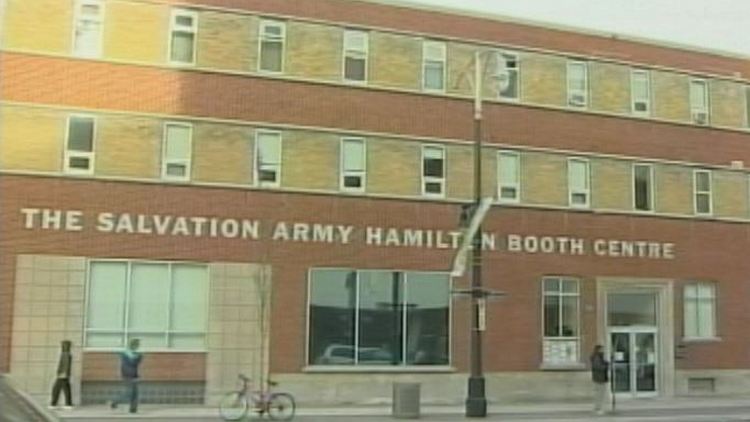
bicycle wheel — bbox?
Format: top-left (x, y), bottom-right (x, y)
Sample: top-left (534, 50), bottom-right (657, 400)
top-left (219, 391), bottom-right (249, 421)
top-left (267, 392), bottom-right (296, 421)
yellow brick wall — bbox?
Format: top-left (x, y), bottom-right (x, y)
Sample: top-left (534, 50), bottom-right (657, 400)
top-left (446, 42), bottom-right (478, 97)
top-left (197, 11), bottom-right (256, 72)
top-left (104, 1), bottom-right (168, 64)
top-left (96, 115), bottom-right (161, 178)
top-left (286, 22), bottom-right (341, 81)
top-left (713, 170), bottom-right (747, 218)
top-left (520, 52), bottom-right (567, 107)
top-left (591, 158), bottom-right (631, 210)
top-left (369, 32), bottom-right (421, 90)
top-left (522, 152), bottom-right (567, 206)
top-left (192, 123), bottom-right (253, 184)
top-left (709, 80), bottom-right (746, 128)
top-left (2, 0), bottom-right (72, 53)
top-left (281, 131), bottom-right (338, 190)
top-left (446, 144), bottom-right (472, 200)
top-left (652, 71), bottom-right (690, 122)
top-left (0, 106), bottom-right (64, 172)
top-left (655, 164), bottom-right (692, 214)
top-left (590, 63), bottom-right (630, 115)
top-left (368, 138), bottom-right (420, 196)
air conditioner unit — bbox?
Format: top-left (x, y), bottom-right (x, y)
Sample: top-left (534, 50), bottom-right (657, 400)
top-left (569, 93), bottom-right (586, 107)
top-left (692, 111), bottom-right (709, 125)
top-left (633, 101), bottom-right (649, 113)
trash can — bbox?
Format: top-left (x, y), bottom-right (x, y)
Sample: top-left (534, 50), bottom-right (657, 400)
top-left (392, 382), bottom-right (420, 419)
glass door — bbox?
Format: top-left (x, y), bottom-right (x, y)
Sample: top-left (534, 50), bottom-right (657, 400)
top-left (608, 328), bottom-right (658, 397)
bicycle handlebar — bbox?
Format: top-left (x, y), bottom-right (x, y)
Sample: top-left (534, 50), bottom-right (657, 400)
top-left (237, 374), bottom-right (278, 387)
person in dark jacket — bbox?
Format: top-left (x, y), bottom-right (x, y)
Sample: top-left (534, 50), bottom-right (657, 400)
top-left (110, 338), bottom-right (143, 414)
top-left (590, 344), bottom-right (610, 415)
top-left (49, 340), bottom-right (73, 409)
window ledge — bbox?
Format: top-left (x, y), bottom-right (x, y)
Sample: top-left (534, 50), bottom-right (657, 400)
top-left (303, 365), bottom-right (456, 373)
top-left (681, 336), bottom-right (722, 343)
top-left (539, 362), bottom-right (586, 371)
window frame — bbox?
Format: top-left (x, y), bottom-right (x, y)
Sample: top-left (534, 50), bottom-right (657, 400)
top-left (541, 276), bottom-right (581, 365)
top-left (342, 29), bottom-right (369, 83)
top-left (64, 114), bottom-right (97, 176)
top-left (566, 60), bottom-right (588, 108)
top-left (689, 78), bottom-right (710, 125)
top-left (421, 40), bottom-right (446, 92)
top-left (71, 0), bottom-right (104, 58)
top-left (497, 51), bottom-right (520, 101)
top-left (254, 129), bottom-right (283, 188)
top-left (161, 122), bottom-right (193, 182)
top-left (630, 69), bottom-right (651, 117)
top-left (693, 169), bottom-right (713, 216)
top-left (567, 157), bottom-right (590, 209)
top-left (168, 8), bottom-right (198, 66)
top-left (340, 137), bottom-right (367, 193)
top-left (497, 150), bottom-right (520, 204)
top-left (421, 144), bottom-right (446, 198)
top-left (683, 282), bottom-right (717, 340)
top-left (632, 163), bottom-right (655, 212)
top-left (258, 19), bottom-right (286, 73)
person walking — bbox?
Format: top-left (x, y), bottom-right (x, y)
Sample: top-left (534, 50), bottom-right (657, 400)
top-left (590, 344), bottom-right (610, 415)
top-left (49, 340), bottom-right (73, 410)
top-left (110, 338), bottom-right (143, 414)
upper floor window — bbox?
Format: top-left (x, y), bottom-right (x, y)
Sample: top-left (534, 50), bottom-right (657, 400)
top-left (64, 115), bottom-right (96, 175)
top-left (567, 158), bottom-right (590, 208)
top-left (683, 283), bottom-right (716, 339)
top-left (255, 130), bottom-right (282, 187)
top-left (422, 145), bottom-right (445, 197)
top-left (422, 41), bottom-right (446, 92)
top-left (693, 169), bottom-right (712, 215)
top-left (631, 69), bottom-right (651, 116)
top-left (169, 9), bottom-right (197, 65)
top-left (497, 52), bottom-right (519, 100)
top-left (542, 277), bottom-right (580, 366)
top-left (689, 79), bottom-right (710, 125)
top-left (259, 20), bottom-right (285, 73)
top-left (343, 30), bottom-right (368, 83)
top-left (633, 163), bottom-right (654, 212)
top-left (497, 150), bottom-right (520, 203)
top-left (340, 137), bottom-right (366, 192)
top-left (162, 123), bottom-right (192, 181)
top-left (566, 61), bottom-right (588, 108)
top-left (72, 0), bottom-right (103, 58)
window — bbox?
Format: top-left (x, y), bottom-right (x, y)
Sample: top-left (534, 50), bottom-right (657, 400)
top-left (85, 261), bottom-right (208, 350)
top-left (72, 0), bottom-right (103, 58)
top-left (259, 20), bottom-right (285, 73)
top-left (422, 145), bottom-right (445, 197)
top-left (684, 283), bottom-right (716, 339)
top-left (497, 52), bottom-right (519, 100)
top-left (633, 163), bottom-right (654, 212)
top-left (631, 69), bottom-right (651, 116)
top-left (422, 41), bottom-right (446, 92)
top-left (169, 9), bottom-right (197, 65)
top-left (308, 268), bottom-right (450, 366)
top-left (567, 61), bottom-right (588, 108)
top-left (162, 123), bottom-right (192, 181)
top-left (65, 115), bottom-right (96, 175)
top-left (567, 158), bottom-right (590, 208)
top-left (693, 169), bottom-right (712, 215)
top-left (341, 137), bottom-right (366, 192)
top-left (255, 130), bottom-right (282, 187)
top-left (497, 151), bottom-right (520, 203)
top-left (542, 277), bottom-right (580, 365)
top-left (343, 30), bottom-right (368, 83)
top-left (690, 79), bottom-right (710, 125)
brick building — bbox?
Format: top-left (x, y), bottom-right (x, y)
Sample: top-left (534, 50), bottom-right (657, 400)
top-left (1, 0), bottom-right (750, 406)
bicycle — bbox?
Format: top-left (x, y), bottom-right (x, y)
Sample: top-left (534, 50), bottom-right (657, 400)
top-left (219, 374), bottom-right (296, 421)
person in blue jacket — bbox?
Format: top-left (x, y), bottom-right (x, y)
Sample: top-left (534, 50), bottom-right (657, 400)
top-left (110, 338), bottom-right (143, 414)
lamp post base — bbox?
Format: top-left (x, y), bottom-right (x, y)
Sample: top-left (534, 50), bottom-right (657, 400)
top-left (465, 376), bottom-right (487, 417)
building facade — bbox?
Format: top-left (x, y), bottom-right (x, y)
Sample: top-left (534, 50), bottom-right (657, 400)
top-left (1, 0), bottom-right (750, 406)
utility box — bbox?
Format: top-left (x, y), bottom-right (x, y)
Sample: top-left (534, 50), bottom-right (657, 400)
top-left (392, 382), bottom-right (420, 419)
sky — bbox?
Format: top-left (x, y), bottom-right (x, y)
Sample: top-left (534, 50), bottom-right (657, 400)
top-left (392, 0), bottom-right (750, 57)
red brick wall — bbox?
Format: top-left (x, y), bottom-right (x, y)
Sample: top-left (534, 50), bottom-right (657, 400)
top-left (82, 352), bottom-right (206, 381)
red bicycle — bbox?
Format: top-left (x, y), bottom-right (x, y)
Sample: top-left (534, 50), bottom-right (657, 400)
top-left (219, 374), bottom-right (296, 421)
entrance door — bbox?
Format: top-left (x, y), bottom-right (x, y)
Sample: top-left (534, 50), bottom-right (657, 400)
top-left (608, 328), bottom-right (658, 397)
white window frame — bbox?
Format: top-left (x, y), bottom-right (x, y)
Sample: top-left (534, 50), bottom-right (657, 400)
top-left (168, 9), bottom-right (198, 66)
top-left (421, 144), bottom-right (446, 198)
top-left (693, 169), bottom-right (713, 216)
top-left (631, 69), bottom-right (651, 117)
top-left (340, 137), bottom-right (367, 193)
top-left (632, 163), bottom-right (655, 212)
top-left (566, 60), bottom-right (588, 108)
top-left (567, 158), bottom-right (590, 208)
top-left (258, 19), bottom-right (286, 73)
top-left (689, 78), bottom-right (710, 125)
top-left (497, 51), bottom-right (520, 101)
top-left (64, 114), bottom-right (96, 176)
top-left (255, 129), bottom-right (282, 188)
top-left (72, 0), bottom-right (104, 58)
top-left (422, 40), bottom-right (446, 92)
top-left (497, 150), bottom-right (520, 203)
top-left (161, 122), bottom-right (193, 182)
top-left (683, 283), bottom-right (717, 340)
top-left (343, 29), bottom-right (369, 83)
top-left (541, 277), bottom-right (581, 366)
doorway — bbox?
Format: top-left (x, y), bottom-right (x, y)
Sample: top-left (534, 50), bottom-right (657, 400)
top-left (608, 327), bottom-right (658, 397)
